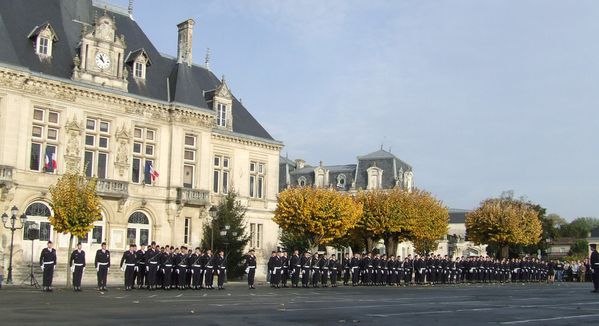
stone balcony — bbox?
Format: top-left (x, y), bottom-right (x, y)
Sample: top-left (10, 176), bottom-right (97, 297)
top-left (96, 178), bottom-right (129, 199)
top-left (176, 187), bottom-right (210, 207)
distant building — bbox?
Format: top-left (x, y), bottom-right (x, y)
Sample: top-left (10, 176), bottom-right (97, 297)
top-left (279, 150), bottom-right (485, 258)
top-left (279, 148), bottom-right (414, 192)
top-left (586, 227), bottom-right (599, 251)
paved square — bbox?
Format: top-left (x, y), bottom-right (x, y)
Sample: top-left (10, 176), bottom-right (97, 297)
top-left (0, 282), bottom-right (597, 325)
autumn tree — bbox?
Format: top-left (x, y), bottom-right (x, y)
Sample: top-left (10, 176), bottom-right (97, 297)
top-left (49, 171), bottom-right (102, 286)
top-left (274, 187), bottom-right (363, 252)
top-left (409, 189), bottom-right (449, 255)
top-left (466, 194), bottom-right (542, 259)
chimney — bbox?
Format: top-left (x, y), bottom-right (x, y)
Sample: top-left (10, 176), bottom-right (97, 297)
top-left (177, 19), bottom-right (195, 67)
top-left (295, 159), bottom-right (305, 169)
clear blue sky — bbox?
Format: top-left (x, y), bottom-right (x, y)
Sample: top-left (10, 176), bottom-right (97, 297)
top-left (110, 0), bottom-right (598, 220)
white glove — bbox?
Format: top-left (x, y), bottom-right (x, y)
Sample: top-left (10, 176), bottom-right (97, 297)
top-left (71, 266), bottom-right (75, 273)
top-left (146, 266), bottom-right (149, 272)
top-left (96, 266), bottom-right (99, 272)
top-left (134, 266), bottom-right (138, 272)
top-left (120, 265), bottom-right (126, 272)
top-left (41, 266), bottom-right (44, 271)
top-left (83, 267), bottom-right (86, 273)
top-left (107, 267), bottom-right (110, 272)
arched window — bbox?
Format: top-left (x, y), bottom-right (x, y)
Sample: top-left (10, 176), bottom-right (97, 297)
top-left (298, 176), bottom-right (307, 187)
top-left (128, 211), bottom-right (149, 224)
top-left (25, 202), bottom-right (51, 217)
top-left (337, 174), bottom-right (347, 188)
top-left (23, 202), bottom-right (52, 241)
top-left (127, 211), bottom-right (151, 247)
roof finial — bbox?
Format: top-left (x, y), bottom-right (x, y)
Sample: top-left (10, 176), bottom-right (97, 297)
top-left (380, 143), bottom-right (383, 150)
top-left (221, 74), bottom-right (226, 83)
top-left (319, 160), bottom-right (323, 167)
top-left (128, 0), bottom-right (134, 16)
top-left (103, 5), bottom-right (108, 16)
top-left (204, 48), bottom-right (211, 70)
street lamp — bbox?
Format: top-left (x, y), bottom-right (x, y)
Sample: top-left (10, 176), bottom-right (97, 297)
top-left (2, 206), bottom-right (27, 284)
top-left (219, 225), bottom-right (238, 283)
top-left (208, 205), bottom-right (218, 250)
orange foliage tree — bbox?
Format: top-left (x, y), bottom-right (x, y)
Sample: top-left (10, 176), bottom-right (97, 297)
top-left (49, 172), bottom-right (102, 286)
top-left (274, 187), bottom-right (363, 251)
top-left (466, 195), bottom-right (542, 259)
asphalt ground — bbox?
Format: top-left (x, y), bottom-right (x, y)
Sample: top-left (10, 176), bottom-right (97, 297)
top-left (0, 282), bottom-right (597, 326)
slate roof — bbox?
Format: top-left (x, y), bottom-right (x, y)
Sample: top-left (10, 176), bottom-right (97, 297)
top-left (591, 227), bottom-right (599, 238)
top-left (448, 209), bottom-right (469, 224)
top-left (0, 0), bottom-right (276, 142)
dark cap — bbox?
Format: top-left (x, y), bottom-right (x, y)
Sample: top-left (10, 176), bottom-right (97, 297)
top-left (591, 243), bottom-right (597, 249)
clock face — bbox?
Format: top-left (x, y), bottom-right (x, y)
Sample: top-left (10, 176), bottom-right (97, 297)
top-left (95, 52), bottom-right (111, 69)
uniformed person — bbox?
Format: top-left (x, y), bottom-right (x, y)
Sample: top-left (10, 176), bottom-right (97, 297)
top-left (145, 242), bottom-right (161, 290)
top-left (136, 244), bottom-right (147, 289)
top-left (319, 254), bottom-right (330, 287)
top-left (176, 246), bottom-right (190, 290)
top-left (350, 253), bottom-right (361, 286)
top-left (94, 242), bottom-right (110, 291)
top-left (290, 250), bottom-right (301, 288)
top-left (160, 246), bottom-right (174, 290)
top-left (120, 244), bottom-right (137, 291)
top-left (281, 251), bottom-right (290, 288)
top-left (311, 253), bottom-right (321, 288)
top-left (244, 249), bottom-right (257, 289)
top-left (329, 254), bottom-right (340, 287)
top-left (342, 253), bottom-right (351, 286)
top-left (204, 249), bottom-right (215, 289)
top-left (190, 248), bottom-right (203, 290)
top-left (590, 243), bottom-right (599, 293)
top-left (40, 241), bottom-right (56, 292)
top-left (70, 242), bottom-right (85, 291)
top-left (300, 252), bottom-right (312, 288)
top-left (215, 250), bottom-right (226, 290)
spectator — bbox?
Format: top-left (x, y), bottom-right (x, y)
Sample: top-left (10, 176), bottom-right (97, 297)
top-left (555, 260), bottom-right (564, 282)
top-left (579, 261), bottom-right (586, 282)
top-left (571, 261), bottom-right (579, 282)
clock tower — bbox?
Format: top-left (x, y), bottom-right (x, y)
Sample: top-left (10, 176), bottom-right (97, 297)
top-left (72, 13), bottom-right (128, 91)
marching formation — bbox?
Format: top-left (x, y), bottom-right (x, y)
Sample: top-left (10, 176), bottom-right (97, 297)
top-left (39, 240), bottom-right (555, 292)
top-left (265, 251), bottom-right (550, 288)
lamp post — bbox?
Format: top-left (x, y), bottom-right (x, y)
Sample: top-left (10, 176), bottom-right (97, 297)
top-left (208, 205), bottom-right (218, 250)
top-left (219, 225), bottom-right (237, 283)
top-left (2, 206), bottom-right (27, 284)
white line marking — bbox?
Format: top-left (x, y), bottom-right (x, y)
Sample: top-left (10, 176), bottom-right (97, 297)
top-left (175, 294), bottom-right (183, 298)
top-left (499, 314), bottom-right (599, 324)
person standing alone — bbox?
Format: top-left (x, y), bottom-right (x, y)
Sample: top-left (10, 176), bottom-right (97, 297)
top-left (590, 244), bottom-right (599, 293)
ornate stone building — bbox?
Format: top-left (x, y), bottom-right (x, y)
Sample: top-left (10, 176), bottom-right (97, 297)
top-left (0, 0), bottom-right (282, 279)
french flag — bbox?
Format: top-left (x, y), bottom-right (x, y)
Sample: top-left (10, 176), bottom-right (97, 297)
top-left (44, 147), bottom-right (57, 173)
top-left (144, 161), bottom-right (159, 183)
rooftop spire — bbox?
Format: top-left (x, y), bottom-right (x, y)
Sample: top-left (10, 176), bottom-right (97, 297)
top-left (204, 48), bottom-right (211, 70)
top-left (128, 0), bottom-right (134, 16)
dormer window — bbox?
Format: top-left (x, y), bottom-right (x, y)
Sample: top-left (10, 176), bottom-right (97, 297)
top-left (37, 37), bottom-right (49, 55)
top-left (125, 48), bottom-right (152, 81)
top-left (28, 23), bottom-right (58, 58)
top-left (298, 176), bottom-right (307, 187)
top-left (337, 174), bottom-right (347, 188)
top-left (217, 103), bottom-right (227, 127)
top-left (134, 61), bottom-right (145, 79)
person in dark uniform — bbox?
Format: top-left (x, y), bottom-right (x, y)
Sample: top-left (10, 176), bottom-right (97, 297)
top-left (319, 254), bottom-right (330, 287)
top-left (136, 244), bottom-right (147, 289)
top-left (290, 250), bottom-right (301, 288)
top-left (272, 251), bottom-right (283, 288)
top-left (120, 244), bottom-right (137, 291)
top-left (244, 249), bottom-right (257, 289)
top-left (300, 252), bottom-right (312, 288)
top-left (215, 250), bottom-right (226, 290)
top-left (281, 251), bottom-right (290, 288)
top-left (350, 253), bottom-right (361, 286)
top-left (204, 249), bottom-right (215, 289)
top-left (190, 248), bottom-right (203, 290)
top-left (330, 254), bottom-right (340, 287)
top-left (267, 251), bottom-right (276, 287)
top-left (160, 246), bottom-right (174, 290)
top-left (40, 241), bottom-right (56, 292)
top-left (311, 253), bottom-right (321, 288)
top-left (94, 242), bottom-right (110, 291)
top-left (70, 242), bottom-right (85, 291)
top-left (590, 244), bottom-right (599, 293)
top-left (176, 246), bottom-right (190, 290)
top-left (145, 242), bottom-right (161, 290)
top-left (342, 253), bottom-right (351, 286)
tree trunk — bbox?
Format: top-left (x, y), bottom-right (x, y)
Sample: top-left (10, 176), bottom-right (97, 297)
top-left (384, 237), bottom-right (398, 257)
top-left (500, 245), bottom-right (509, 260)
top-left (66, 234), bottom-right (73, 287)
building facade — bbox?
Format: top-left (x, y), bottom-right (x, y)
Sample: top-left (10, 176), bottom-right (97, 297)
top-left (0, 0), bottom-right (282, 279)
